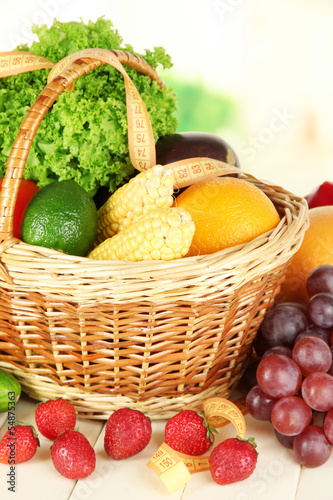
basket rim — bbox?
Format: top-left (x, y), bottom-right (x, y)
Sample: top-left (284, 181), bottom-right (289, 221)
top-left (1, 175), bottom-right (307, 266)
top-left (0, 173), bottom-right (309, 297)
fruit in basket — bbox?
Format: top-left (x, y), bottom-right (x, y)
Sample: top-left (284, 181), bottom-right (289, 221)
top-left (0, 424), bottom-right (39, 464)
top-left (278, 206), bottom-right (333, 303)
top-left (164, 410), bottom-right (216, 456)
top-left (0, 178), bottom-right (39, 239)
top-left (0, 368), bottom-right (21, 413)
top-left (156, 131), bottom-right (240, 168)
top-left (174, 176), bottom-right (280, 256)
top-left (209, 436), bottom-right (258, 485)
top-left (51, 430), bottom-right (96, 479)
top-left (95, 165), bottom-right (174, 244)
top-left (35, 398), bottom-right (76, 440)
top-left (21, 179), bottom-right (98, 256)
top-left (104, 408), bottom-right (152, 459)
top-left (89, 207), bottom-right (195, 261)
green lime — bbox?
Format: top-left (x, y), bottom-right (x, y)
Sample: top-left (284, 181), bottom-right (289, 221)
top-left (21, 180), bottom-right (98, 256)
top-left (0, 368), bottom-right (21, 413)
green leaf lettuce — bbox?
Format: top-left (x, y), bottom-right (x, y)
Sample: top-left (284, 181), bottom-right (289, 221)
top-left (0, 17), bottom-right (178, 195)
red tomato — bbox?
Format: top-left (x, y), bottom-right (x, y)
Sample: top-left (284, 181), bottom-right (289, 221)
top-left (0, 178), bottom-right (39, 239)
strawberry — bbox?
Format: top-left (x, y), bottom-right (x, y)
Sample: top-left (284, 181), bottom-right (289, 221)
top-left (51, 430), bottom-right (95, 479)
top-left (0, 424), bottom-right (39, 464)
top-left (210, 436), bottom-right (258, 485)
top-left (35, 398), bottom-right (76, 440)
top-left (104, 408), bottom-right (152, 459)
top-left (164, 410), bottom-right (216, 456)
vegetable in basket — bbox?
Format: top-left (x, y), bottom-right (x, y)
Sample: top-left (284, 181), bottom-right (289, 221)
top-left (95, 164), bottom-right (175, 243)
top-left (89, 207), bottom-right (195, 262)
top-left (156, 131), bottom-right (241, 168)
top-left (0, 17), bottom-right (178, 196)
top-left (0, 178), bottom-right (39, 239)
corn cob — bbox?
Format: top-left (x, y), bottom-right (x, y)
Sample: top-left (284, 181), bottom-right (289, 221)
top-left (95, 165), bottom-right (174, 244)
top-left (88, 207), bottom-right (195, 262)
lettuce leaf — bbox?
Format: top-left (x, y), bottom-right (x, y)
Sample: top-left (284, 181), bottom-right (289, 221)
top-left (0, 17), bottom-right (178, 195)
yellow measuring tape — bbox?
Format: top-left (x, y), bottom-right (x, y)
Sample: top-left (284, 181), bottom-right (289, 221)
top-left (165, 157), bottom-right (239, 188)
top-left (0, 48), bottom-right (240, 187)
top-left (0, 50), bottom-right (54, 76)
top-left (147, 396), bottom-right (248, 494)
top-left (46, 48), bottom-right (157, 170)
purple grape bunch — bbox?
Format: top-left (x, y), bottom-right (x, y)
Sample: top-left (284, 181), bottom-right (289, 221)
top-left (246, 264), bottom-right (333, 468)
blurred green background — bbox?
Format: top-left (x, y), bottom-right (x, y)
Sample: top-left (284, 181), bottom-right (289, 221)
top-left (161, 74), bottom-right (239, 135)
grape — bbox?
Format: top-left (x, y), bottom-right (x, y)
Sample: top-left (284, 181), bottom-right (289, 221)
top-left (310, 327), bottom-right (333, 344)
top-left (256, 354), bottom-right (302, 398)
top-left (271, 396), bottom-right (312, 436)
top-left (331, 330), bottom-right (333, 345)
top-left (275, 301), bottom-right (307, 314)
top-left (301, 372), bottom-right (333, 412)
top-left (253, 331), bottom-right (271, 357)
top-left (260, 305), bottom-right (308, 348)
top-left (245, 385), bottom-right (278, 421)
top-left (324, 409), bottom-right (333, 443)
top-left (239, 361), bottom-right (259, 392)
top-left (292, 336), bottom-right (332, 376)
top-left (274, 429), bottom-right (295, 449)
top-left (295, 327), bottom-right (331, 345)
top-left (307, 265), bottom-right (333, 297)
top-left (307, 292), bottom-right (333, 329)
top-left (261, 345), bottom-right (293, 359)
top-left (328, 347), bottom-right (333, 376)
top-left (293, 425), bottom-right (332, 467)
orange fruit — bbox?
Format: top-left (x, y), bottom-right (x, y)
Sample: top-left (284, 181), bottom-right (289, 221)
top-left (278, 205), bottom-right (333, 303)
top-left (174, 176), bottom-right (280, 256)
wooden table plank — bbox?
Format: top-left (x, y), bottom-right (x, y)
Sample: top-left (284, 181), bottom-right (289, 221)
top-left (182, 415), bottom-right (302, 500)
top-left (295, 458), bottom-right (332, 500)
top-left (0, 393), bottom-right (104, 500)
top-left (68, 420), bottom-right (185, 500)
top-left (1, 393), bottom-right (332, 500)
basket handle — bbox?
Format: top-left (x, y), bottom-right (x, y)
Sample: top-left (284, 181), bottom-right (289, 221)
top-left (0, 48), bottom-right (163, 247)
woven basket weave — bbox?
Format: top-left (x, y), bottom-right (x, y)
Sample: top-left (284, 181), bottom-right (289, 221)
top-left (0, 51), bottom-right (308, 419)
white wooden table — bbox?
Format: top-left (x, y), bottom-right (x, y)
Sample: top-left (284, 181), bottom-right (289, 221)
top-left (0, 391), bottom-right (331, 500)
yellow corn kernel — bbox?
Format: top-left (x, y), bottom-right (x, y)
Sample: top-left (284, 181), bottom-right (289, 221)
top-left (88, 207), bottom-right (195, 262)
top-left (95, 165), bottom-right (174, 244)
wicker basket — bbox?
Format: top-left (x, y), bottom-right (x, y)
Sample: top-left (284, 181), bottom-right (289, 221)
top-left (0, 51), bottom-right (308, 419)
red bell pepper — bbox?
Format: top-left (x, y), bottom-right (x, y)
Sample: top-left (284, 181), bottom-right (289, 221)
top-left (0, 178), bottom-right (39, 239)
top-left (305, 181), bottom-right (333, 209)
